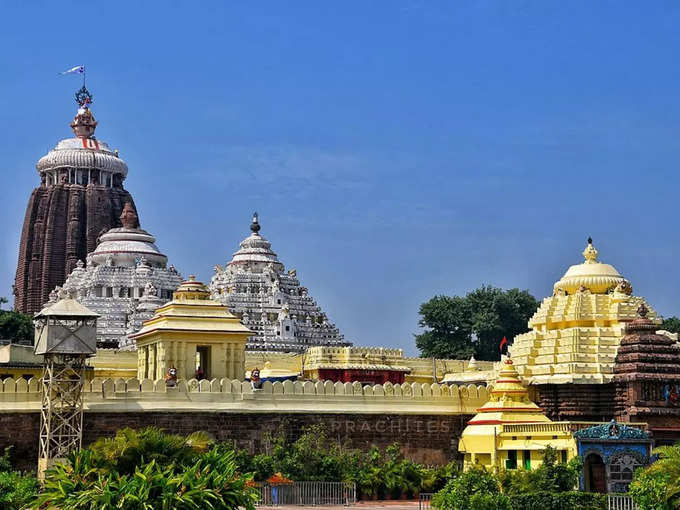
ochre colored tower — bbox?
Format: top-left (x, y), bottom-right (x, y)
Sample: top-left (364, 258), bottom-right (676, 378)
top-left (14, 87), bottom-right (138, 314)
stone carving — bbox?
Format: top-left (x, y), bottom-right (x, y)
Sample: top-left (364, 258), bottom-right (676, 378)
top-left (573, 420), bottom-right (650, 440)
top-left (614, 279), bottom-right (633, 296)
top-left (59, 207), bottom-right (182, 349)
top-left (209, 214), bottom-right (349, 352)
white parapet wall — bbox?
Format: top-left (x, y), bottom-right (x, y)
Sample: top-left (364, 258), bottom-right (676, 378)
top-left (0, 377), bottom-right (489, 415)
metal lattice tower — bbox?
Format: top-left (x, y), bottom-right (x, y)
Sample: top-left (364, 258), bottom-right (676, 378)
top-left (38, 354), bottom-right (87, 473)
top-left (34, 293), bottom-right (98, 480)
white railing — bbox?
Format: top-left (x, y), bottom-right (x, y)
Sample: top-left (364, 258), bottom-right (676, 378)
top-left (255, 481), bottom-right (356, 506)
top-left (608, 494), bottom-right (638, 510)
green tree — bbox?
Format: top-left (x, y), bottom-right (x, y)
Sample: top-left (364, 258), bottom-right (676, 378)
top-left (662, 316), bottom-right (680, 334)
top-left (0, 309), bottom-right (34, 345)
top-left (630, 443), bottom-right (680, 510)
top-left (432, 467), bottom-right (511, 510)
top-left (416, 286), bottom-right (539, 361)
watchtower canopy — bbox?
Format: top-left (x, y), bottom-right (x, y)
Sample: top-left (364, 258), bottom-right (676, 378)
top-left (34, 296), bottom-right (99, 356)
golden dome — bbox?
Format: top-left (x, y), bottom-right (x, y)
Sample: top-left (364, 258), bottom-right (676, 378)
top-left (553, 238), bottom-right (625, 295)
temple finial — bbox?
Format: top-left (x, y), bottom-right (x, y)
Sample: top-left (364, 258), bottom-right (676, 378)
top-left (70, 86), bottom-right (97, 138)
top-left (583, 237), bottom-right (598, 263)
top-left (250, 212), bottom-right (261, 233)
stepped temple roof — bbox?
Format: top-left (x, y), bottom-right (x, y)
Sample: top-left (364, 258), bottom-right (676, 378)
top-left (468, 359), bottom-right (551, 425)
top-left (15, 87), bottom-right (139, 314)
top-left (210, 213), bottom-right (349, 352)
top-left (60, 203), bottom-right (182, 349)
top-left (614, 304), bottom-right (680, 382)
top-left (509, 239), bottom-right (659, 385)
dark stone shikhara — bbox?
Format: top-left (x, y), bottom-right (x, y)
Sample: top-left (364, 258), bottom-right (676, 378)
top-left (14, 91), bottom-right (138, 314)
top-left (613, 304), bottom-right (680, 443)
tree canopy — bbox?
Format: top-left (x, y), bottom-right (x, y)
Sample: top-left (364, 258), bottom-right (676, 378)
top-left (0, 307), bottom-right (33, 345)
top-left (662, 316), bottom-right (680, 335)
top-left (415, 285), bottom-right (539, 361)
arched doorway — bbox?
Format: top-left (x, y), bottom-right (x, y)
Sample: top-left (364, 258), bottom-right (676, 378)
top-left (584, 453), bottom-right (607, 493)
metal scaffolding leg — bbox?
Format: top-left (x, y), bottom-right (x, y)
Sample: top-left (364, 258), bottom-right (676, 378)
top-left (38, 354), bottom-right (86, 480)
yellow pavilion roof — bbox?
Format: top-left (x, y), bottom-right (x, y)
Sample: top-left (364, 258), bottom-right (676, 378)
top-left (467, 359), bottom-right (551, 425)
top-left (130, 276), bottom-right (251, 339)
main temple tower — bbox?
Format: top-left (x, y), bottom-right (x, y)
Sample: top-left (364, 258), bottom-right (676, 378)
top-left (14, 87), bottom-right (139, 314)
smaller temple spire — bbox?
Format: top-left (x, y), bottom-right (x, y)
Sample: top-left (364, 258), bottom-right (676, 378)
top-left (583, 236), bottom-right (598, 263)
top-left (250, 212), bottom-right (261, 234)
top-left (119, 202), bottom-right (139, 229)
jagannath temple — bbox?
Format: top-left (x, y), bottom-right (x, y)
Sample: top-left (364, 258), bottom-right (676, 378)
top-left (209, 213), bottom-right (350, 352)
top-left (4, 84), bottom-right (680, 495)
top-left (58, 202), bottom-right (183, 348)
top-left (14, 87), bottom-right (139, 315)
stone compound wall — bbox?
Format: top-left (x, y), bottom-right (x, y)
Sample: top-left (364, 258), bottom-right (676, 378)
top-left (0, 377), bottom-right (484, 470)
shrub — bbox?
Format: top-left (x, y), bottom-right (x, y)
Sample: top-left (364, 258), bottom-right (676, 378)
top-left (0, 470), bottom-right (38, 510)
top-left (509, 491), bottom-right (606, 510)
top-left (86, 426), bottom-right (213, 475)
top-left (629, 468), bottom-right (673, 510)
top-left (0, 446), bottom-right (13, 472)
top-left (32, 431), bottom-right (257, 510)
top-left (630, 443), bottom-right (680, 510)
top-left (432, 467), bottom-right (510, 510)
top-left (421, 461), bottom-right (460, 493)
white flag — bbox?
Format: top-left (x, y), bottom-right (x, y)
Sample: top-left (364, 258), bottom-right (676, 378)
top-left (60, 65), bottom-right (85, 75)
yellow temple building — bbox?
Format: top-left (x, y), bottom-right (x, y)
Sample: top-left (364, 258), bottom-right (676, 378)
top-left (510, 238), bottom-right (659, 385)
top-left (458, 358), bottom-right (576, 471)
top-left (130, 276), bottom-right (251, 381)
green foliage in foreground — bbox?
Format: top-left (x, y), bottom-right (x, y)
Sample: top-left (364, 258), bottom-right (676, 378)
top-left (509, 491), bottom-right (606, 510)
top-left (0, 470), bottom-right (39, 510)
top-left (33, 448), bottom-right (256, 510)
top-left (630, 443), bottom-right (680, 510)
top-left (0, 446), bottom-right (38, 510)
top-left (433, 448), bottom-right (604, 510)
top-left (432, 467), bottom-right (511, 510)
top-left (231, 424), bottom-right (457, 498)
top-left (32, 427), bottom-right (257, 510)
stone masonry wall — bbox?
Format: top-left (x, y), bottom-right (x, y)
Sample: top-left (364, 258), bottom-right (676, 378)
top-left (0, 411), bottom-right (469, 472)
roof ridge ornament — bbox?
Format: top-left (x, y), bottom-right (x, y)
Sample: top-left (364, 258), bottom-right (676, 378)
top-left (583, 236), bottom-right (598, 263)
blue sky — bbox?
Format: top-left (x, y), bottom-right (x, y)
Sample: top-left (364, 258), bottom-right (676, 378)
top-left (1, 2), bottom-right (679, 355)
